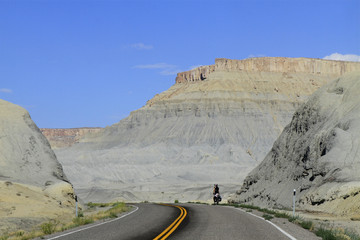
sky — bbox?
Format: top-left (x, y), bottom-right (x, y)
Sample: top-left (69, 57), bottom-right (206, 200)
top-left (0, 0), bottom-right (359, 128)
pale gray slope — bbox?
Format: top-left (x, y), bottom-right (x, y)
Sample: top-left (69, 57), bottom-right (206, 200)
top-left (0, 99), bottom-right (76, 234)
top-left (55, 68), bottom-right (340, 203)
top-left (56, 58), bottom-right (360, 203)
top-left (0, 99), bottom-right (68, 186)
top-left (230, 72), bottom-right (360, 217)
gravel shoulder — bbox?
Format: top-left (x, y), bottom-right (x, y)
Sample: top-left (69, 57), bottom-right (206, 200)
top-left (294, 210), bottom-right (360, 236)
top-left (229, 206), bottom-right (322, 240)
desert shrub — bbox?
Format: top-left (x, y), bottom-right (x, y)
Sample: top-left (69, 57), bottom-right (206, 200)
top-left (288, 215), bottom-right (302, 223)
top-left (260, 208), bottom-right (277, 215)
top-left (15, 230), bottom-right (24, 237)
top-left (174, 200), bottom-right (179, 203)
top-left (263, 214), bottom-right (274, 221)
top-left (41, 221), bottom-right (58, 235)
top-left (83, 202), bottom-right (128, 221)
top-left (344, 229), bottom-right (360, 240)
top-left (4, 181), bottom-right (12, 186)
top-left (238, 204), bottom-right (261, 210)
top-left (332, 228), bottom-right (360, 240)
top-left (72, 217), bottom-right (94, 227)
top-left (274, 212), bottom-right (290, 219)
top-left (315, 227), bottom-right (337, 240)
top-left (87, 202), bottom-right (96, 208)
top-left (0, 234), bottom-right (9, 240)
top-left (300, 220), bottom-right (313, 230)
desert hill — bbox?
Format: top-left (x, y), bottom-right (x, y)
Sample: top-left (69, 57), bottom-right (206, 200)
top-left (55, 57), bottom-right (360, 203)
top-left (229, 72), bottom-right (360, 219)
top-left (0, 99), bottom-right (76, 234)
top-left (40, 128), bottom-right (103, 149)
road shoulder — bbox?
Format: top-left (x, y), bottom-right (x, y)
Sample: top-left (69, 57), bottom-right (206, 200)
top-left (230, 206), bottom-right (321, 240)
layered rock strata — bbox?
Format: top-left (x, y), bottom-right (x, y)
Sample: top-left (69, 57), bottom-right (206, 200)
top-left (230, 72), bottom-right (360, 218)
top-left (55, 57), bottom-right (360, 203)
top-left (176, 57), bottom-right (360, 83)
top-left (0, 99), bottom-right (76, 234)
top-left (40, 128), bottom-right (102, 149)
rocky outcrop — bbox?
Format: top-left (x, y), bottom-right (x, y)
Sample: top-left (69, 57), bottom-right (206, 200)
top-left (175, 57), bottom-right (360, 83)
top-left (40, 128), bottom-right (102, 149)
top-left (229, 72), bottom-right (360, 218)
top-left (175, 65), bottom-right (215, 83)
top-left (0, 99), bottom-right (76, 234)
top-left (55, 57), bottom-right (360, 203)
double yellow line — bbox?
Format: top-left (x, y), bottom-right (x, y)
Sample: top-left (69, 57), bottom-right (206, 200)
top-left (153, 204), bottom-right (187, 240)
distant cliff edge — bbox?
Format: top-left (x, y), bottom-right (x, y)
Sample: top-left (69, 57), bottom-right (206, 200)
top-left (175, 57), bottom-right (360, 83)
top-left (41, 127), bottom-right (103, 149)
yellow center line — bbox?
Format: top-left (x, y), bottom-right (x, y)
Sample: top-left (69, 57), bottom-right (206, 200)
top-left (161, 206), bottom-right (187, 240)
top-left (153, 204), bottom-right (187, 240)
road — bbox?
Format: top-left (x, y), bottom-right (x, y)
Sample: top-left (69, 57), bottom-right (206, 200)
top-left (45, 203), bottom-right (297, 240)
top-left (171, 204), bottom-right (291, 240)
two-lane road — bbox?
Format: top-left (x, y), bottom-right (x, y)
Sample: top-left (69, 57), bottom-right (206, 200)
top-left (44, 203), bottom-right (312, 240)
top-left (46, 204), bottom-right (179, 240)
top-left (171, 204), bottom-right (290, 240)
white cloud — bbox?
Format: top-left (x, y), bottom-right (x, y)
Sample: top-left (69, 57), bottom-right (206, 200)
top-left (133, 63), bottom-right (182, 76)
top-left (160, 69), bottom-right (183, 76)
top-left (129, 43), bottom-right (153, 50)
top-left (189, 65), bottom-right (202, 70)
top-left (133, 63), bottom-right (177, 69)
top-left (323, 53), bottom-right (360, 62)
top-left (248, 54), bottom-right (267, 58)
top-left (0, 88), bottom-right (12, 93)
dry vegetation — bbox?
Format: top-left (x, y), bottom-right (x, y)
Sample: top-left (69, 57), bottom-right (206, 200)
top-left (0, 202), bottom-right (130, 240)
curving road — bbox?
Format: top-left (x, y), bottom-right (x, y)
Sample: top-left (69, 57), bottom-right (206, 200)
top-left (44, 203), bottom-right (303, 240)
top-left (171, 204), bottom-right (291, 240)
top-left (45, 204), bottom-right (179, 240)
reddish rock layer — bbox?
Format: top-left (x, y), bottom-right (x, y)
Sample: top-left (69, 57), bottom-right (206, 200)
top-left (40, 128), bottom-right (102, 149)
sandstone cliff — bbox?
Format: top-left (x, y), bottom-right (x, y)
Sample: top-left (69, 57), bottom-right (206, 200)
top-left (175, 57), bottom-right (360, 83)
top-left (40, 128), bottom-right (102, 149)
top-left (0, 99), bottom-right (76, 234)
top-left (55, 57), bottom-right (360, 203)
top-left (229, 72), bottom-right (360, 218)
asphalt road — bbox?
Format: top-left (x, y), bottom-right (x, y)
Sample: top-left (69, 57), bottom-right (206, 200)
top-left (44, 203), bottom-right (295, 240)
top-left (45, 204), bottom-right (179, 240)
top-left (172, 204), bottom-right (291, 240)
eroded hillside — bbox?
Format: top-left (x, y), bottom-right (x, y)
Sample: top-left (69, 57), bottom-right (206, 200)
top-left (0, 100), bottom-right (76, 234)
top-left (55, 57), bottom-right (360, 203)
top-left (230, 71), bottom-right (360, 219)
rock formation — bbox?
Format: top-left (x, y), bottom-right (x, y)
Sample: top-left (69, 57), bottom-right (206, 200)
top-left (55, 57), bottom-right (360, 203)
top-left (40, 128), bottom-right (102, 149)
top-left (0, 99), bottom-right (76, 234)
top-left (175, 57), bottom-right (360, 83)
top-left (229, 72), bottom-right (360, 218)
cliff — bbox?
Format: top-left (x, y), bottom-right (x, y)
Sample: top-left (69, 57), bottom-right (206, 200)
top-left (229, 72), bottom-right (360, 218)
top-left (40, 127), bottom-right (102, 149)
top-left (175, 57), bottom-right (360, 84)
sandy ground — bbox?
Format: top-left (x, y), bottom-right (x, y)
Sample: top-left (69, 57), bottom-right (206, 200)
top-left (234, 205), bottom-right (360, 239)
top-left (295, 210), bottom-right (360, 236)
top-left (0, 181), bottom-right (76, 235)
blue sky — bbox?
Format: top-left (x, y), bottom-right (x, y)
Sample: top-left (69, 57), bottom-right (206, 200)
top-left (1, 0), bottom-right (359, 128)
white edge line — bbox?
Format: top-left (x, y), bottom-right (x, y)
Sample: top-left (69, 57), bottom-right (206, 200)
top-left (233, 207), bottom-right (297, 240)
top-left (47, 205), bottom-right (139, 240)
